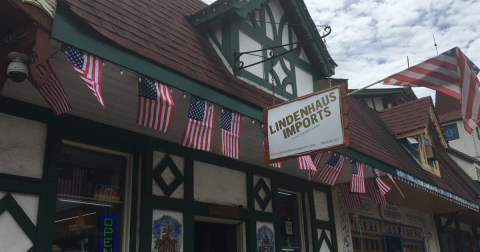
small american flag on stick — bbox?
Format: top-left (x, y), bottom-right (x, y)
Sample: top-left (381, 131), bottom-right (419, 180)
top-left (316, 153), bottom-right (345, 185)
top-left (62, 44), bottom-right (104, 106)
top-left (136, 76), bottom-right (174, 132)
top-left (26, 55), bottom-right (72, 115)
top-left (340, 183), bottom-right (362, 209)
top-left (371, 167), bottom-right (391, 195)
top-left (366, 178), bottom-right (387, 204)
top-left (383, 47), bottom-right (480, 133)
top-left (181, 96), bottom-right (215, 151)
top-left (260, 126), bottom-right (281, 168)
top-left (387, 173), bottom-right (404, 198)
top-left (350, 160), bottom-right (365, 193)
top-left (221, 109), bottom-right (242, 159)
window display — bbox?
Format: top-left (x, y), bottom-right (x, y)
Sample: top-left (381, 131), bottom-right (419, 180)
top-left (52, 145), bottom-right (126, 252)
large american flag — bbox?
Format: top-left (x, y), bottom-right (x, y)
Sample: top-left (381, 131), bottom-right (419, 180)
top-left (308, 153), bottom-right (325, 181)
top-left (350, 160), bottom-right (365, 193)
top-left (340, 183), bottom-right (362, 209)
top-left (371, 167), bottom-right (391, 195)
top-left (260, 126), bottom-right (281, 168)
top-left (58, 167), bottom-right (86, 198)
top-left (62, 44), bottom-right (104, 106)
top-left (221, 109), bottom-right (241, 159)
top-left (366, 178), bottom-right (387, 204)
top-left (181, 97), bottom-right (215, 151)
top-left (136, 76), bottom-right (174, 132)
top-left (316, 153), bottom-right (345, 185)
top-left (26, 55), bottom-right (72, 115)
top-left (387, 173), bottom-right (404, 198)
top-left (298, 155), bottom-right (316, 171)
top-left (384, 47), bottom-right (480, 133)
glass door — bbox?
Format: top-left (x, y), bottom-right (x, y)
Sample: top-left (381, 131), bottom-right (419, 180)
top-left (277, 190), bottom-right (305, 252)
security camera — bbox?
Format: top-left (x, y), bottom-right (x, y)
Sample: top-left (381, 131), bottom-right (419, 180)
top-left (7, 52), bottom-right (29, 83)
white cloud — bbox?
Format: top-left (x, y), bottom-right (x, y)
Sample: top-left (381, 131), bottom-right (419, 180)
top-left (202, 0), bottom-right (480, 101)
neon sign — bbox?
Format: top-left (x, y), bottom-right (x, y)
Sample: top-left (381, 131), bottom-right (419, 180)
top-left (101, 215), bottom-right (116, 252)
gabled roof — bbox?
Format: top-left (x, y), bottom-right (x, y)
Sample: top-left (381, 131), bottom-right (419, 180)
top-left (348, 87), bottom-right (417, 100)
top-left (189, 0), bottom-right (337, 77)
top-left (378, 97), bottom-right (432, 135)
top-left (436, 91), bottom-right (462, 123)
top-left (59, 0), bottom-right (282, 110)
top-left (438, 149), bottom-right (480, 197)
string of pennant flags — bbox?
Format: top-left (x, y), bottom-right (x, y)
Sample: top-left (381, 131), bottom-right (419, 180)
top-left (24, 43), bottom-right (405, 204)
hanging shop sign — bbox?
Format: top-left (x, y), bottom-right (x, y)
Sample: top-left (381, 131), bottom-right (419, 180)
top-left (263, 84), bottom-right (349, 164)
top-left (101, 215), bottom-right (116, 252)
top-left (380, 204), bottom-right (404, 223)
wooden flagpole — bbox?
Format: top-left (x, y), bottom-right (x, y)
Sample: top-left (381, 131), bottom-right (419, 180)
top-left (347, 77), bottom-right (389, 96)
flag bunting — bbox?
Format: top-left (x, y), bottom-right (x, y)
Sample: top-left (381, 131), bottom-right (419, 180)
top-left (316, 153), bottom-right (346, 185)
top-left (26, 55), bottom-right (72, 115)
top-left (136, 75), bottom-right (174, 132)
top-left (181, 96), bottom-right (215, 151)
top-left (221, 108), bottom-right (242, 159)
top-left (308, 153), bottom-right (325, 181)
top-left (371, 167), bottom-right (391, 195)
top-left (350, 160), bottom-right (365, 193)
top-left (387, 173), bottom-right (404, 198)
top-left (62, 44), bottom-right (104, 106)
top-left (340, 183), bottom-right (362, 209)
top-left (298, 155), bottom-right (316, 171)
top-left (366, 178), bottom-right (387, 204)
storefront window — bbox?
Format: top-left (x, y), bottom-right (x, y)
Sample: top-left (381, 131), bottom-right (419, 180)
top-left (278, 190), bottom-right (304, 252)
top-left (352, 235), bottom-right (382, 252)
top-left (52, 145), bottom-right (127, 252)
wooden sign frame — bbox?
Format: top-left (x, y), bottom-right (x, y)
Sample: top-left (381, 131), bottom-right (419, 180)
top-left (263, 84), bottom-right (350, 164)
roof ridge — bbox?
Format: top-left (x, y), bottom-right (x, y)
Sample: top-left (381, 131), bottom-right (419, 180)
top-left (378, 96), bottom-right (431, 114)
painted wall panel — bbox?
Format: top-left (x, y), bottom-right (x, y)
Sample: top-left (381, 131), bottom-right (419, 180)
top-left (373, 97), bottom-right (384, 110)
top-left (152, 210), bottom-right (183, 252)
top-left (10, 193), bottom-right (39, 226)
top-left (295, 66), bottom-right (314, 97)
top-left (239, 30), bottom-right (264, 78)
top-left (253, 176), bottom-right (273, 213)
top-left (0, 211), bottom-right (34, 252)
top-left (268, 0), bottom-right (284, 31)
top-left (0, 113), bottom-right (46, 179)
top-left (256, 221), bottom-right (275, 251)
top-left (318, 229), bottom-right (332, 252)
top-left (152, 151), bottom-right (184, 199)
top-left (447, 152), bottom-right (477, 180)
top-left (313, 190), bottom-right (329, 221)
top-left (194, 161), bottom-right (247, 206)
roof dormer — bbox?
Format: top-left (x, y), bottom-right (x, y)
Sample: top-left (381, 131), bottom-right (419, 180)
top-left (189, 0), bottom-right (336, 100)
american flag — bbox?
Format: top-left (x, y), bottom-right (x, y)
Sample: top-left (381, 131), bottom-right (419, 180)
top-left (371, 167), bottom-right (391, 195)
top-left (221, 109), bottom-right (242, 159)
top-left (62, 44), bottom-right (104, 106)
top-left (260, 125), bottom-right (281, 168)
top-left (58, 167), bottom-right (86, 198)
top-left (350, 160), bottom-right (365, 193)
top-left (181, 96), bottom-right (215, 151)
top-left (366, 178), bottom-right (387, 204)
top-left (26, 55), bottom-right (72, 115)
top-left (136, 76), bottom-right (174, 132)
top-left (340, 183), bottom-right (362, 209)
top-left (316, 153), bottom-right (345, 185)
top-left (298, 155), bottom-right (316, 171)
top-left (308, 153), bottom-right (324, 181)
top-left (383, 47), bottom-right (480, 133)
top-left (387, 173), bottom-right (404, 198)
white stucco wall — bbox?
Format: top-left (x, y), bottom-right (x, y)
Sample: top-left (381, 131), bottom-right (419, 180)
top-left (447, 152), bottom-right (477, 180)
top-left (152, 151), bottom-right (184, 199)
top-left (194, 161), bottom-right (247, 206)
top-left (295, 66), bottom-right (314, 97)
top-left (445, 120), bottom-right (480, 157)
top-left (373, 97), bottom-right (385, 110)
top-left (239, 30), bottom-right (264, 79)
top-left (313, 190), bottom-right (329, 221)
top-left (333, 188), bottom-right (441, 252)
top-left (0, 113), bottom-right (47, 179)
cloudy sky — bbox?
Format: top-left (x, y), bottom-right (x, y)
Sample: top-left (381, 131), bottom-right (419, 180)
top-left (202, 0), bottom-right (480, 101)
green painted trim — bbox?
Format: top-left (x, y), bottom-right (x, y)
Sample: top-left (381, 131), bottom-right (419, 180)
top-left (0, 194), bottom-right (37, 245)
top-left (139, 149), bottom-right (154, 252)
top-left (326, 189), bottom-right (338, 252)
top-left (128, 154), bottom-right (140, 252)
top-left (52, 8), bottom-right (264, 121)
top-left (308, 190), bottom-right (319, 252)
top-left (335, 148), bottom-right (398, 175)
top-left (254, 178), bottom-right (272, 211)
top-left (152, 154), bottom-right (184, 197)
top-left (301, 192), bottom-right (310, 252)
top-left (0, 176), bottom-right (56, 195)
top-left (184, 157), bottom-right (194, 201)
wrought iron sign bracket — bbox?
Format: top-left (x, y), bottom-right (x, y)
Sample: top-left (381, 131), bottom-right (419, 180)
top-left (233, 26), bottom-right (331, 76)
